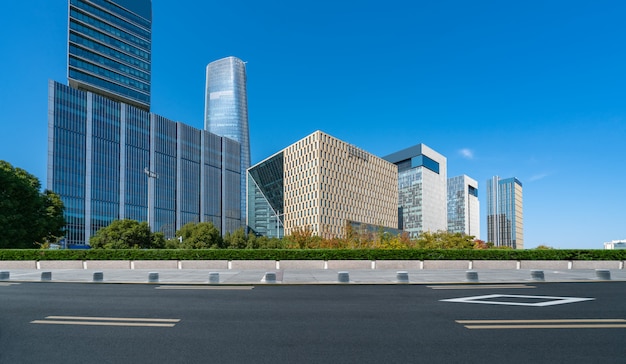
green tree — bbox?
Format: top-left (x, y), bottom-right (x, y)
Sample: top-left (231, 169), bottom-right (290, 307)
top-left (177, 222), bottom-right (223, 249)
top-left (224, 227), bottom-right (248, 249)
top-left (415, 231), bottom-right (476, 249)
top-left (90, 219), bottom-right (162, 249)
top-left (0, 161), bottom-right (65, 248)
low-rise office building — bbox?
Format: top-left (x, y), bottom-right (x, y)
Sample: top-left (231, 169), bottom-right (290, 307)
top-left (247, 131), bottom-right (398, 238)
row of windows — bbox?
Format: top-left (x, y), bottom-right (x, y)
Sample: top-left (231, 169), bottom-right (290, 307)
top-left (70, 57), bottom-right (150, 93)
top-left (71, 44), bottom-right (150, 82)
top-left (71, 8), bottom-right (150, 49)
top-left (69, 69), bottom-right (150, 104)
top-left (70, 32), bottom-right (150, 72)
top-left (71, 0), bottom-right (150, 38)
top-left (70, 21), bottom-right (150, 61)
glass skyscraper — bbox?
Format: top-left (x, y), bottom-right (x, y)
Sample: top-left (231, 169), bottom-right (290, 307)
top-left (204, 56), bottom-right (250, 223)
top-left (383, 144), bottom-right (448, 237)
top-left (486, 176), bottom-right (523, 249)
top-left (48, 1), bottom-right (242, 245)
top-left (447, 175), bottom-right (480, 237)
top-left (68, 0), bottom-right (152, 110)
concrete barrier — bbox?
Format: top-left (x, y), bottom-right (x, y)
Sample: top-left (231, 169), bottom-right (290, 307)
top-left (327, 260), bottom-right (372, 270)
top-left (0, 271), bottom-right (9, 280)
top-left (520, 260), bottom-right (570, 270)
top-left (132, 260), bottom-right (178, 270)
top-left (396, 271), bottom-right (409, 283)
top-left (338, 271), bottom-right (350, 283)
top-left (41, 272), bottom-right (52, 281)
top-left (595, 269), bottom-right (611, 280)
top-left (148, 272), bottom-right (159, 282)
top-left (471, 260), bottom-right (518, 269)
top-left (180, 260), bottom-right (229, 270)
top-left (465, 271), bottom-right (479, 282)
top-left (423, 260), bottom-right (470, 270)
top-left (278, 260), bottom-right (326, 270)
top-left (0, 261), bottom-right (37, 269)
top-left (93, 272), bottom-right (104, 282)
top-left (38, 260), bottom-right (83, 269)
top-left (263, 272), bottom-right (277, 283)
top-left (230, 260), bottom-right (277, 270)
top-left (571, 261), bottom-right (621, 270)
top-left (208, 272), bottom-right (220, 284)
top-left (375, 260), bottom-right (420, 270)
top-left (85, 260), bottom-right (131, 269)
top-left (530, 270), bottom-right (545, 281)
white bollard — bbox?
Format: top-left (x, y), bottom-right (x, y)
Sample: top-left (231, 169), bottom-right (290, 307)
top-left (396, 271), bottom-right (409, 283)
top-left (338, 271), bottom-right (350, 283)
top-left (148, 272), bottom-right (159, 283)
top-left (208, 272), bottom-right (220, 284)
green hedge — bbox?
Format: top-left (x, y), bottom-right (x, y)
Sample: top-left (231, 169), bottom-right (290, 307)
top-left (0, 249), bottom-right (625, 261)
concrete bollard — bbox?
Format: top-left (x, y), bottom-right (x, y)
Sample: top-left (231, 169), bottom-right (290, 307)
top-left (41, 272), bottom-right (52, 281)
top-left (338, 271), bottom-right (350, 283)
top-left (396, 271), bottom-right (409, 283)
top-left (530, 270), bottom-right (545, 281)
top-left (0, 271), bottom-right (9, 281)
top-left (595, 269), bottom-right (611, 281)
top-left (465, 270), bottom-right (479, 283)
top-left (208, 272), bottom-right (220, 284)
top-left (263, 272), bottom-right (277, 283)
top-left (93, 272), bottom-right (104, 282)
top-left (148, 272), bottom-right (159, 283)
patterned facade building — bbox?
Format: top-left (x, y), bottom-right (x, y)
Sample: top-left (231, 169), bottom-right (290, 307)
top-left (486, 176), bottom-right (523, 249)
top-left (47, 0), bottom-right (241, 245)
top-left (447, 175), bottom-right (480, 237)
top-left (383, 144), bottom-right (447, 237)
top-left (247, 131), bottom-right (398, 239)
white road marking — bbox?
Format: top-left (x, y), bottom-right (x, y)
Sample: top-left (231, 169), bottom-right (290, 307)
top-left (441, 294), bottom-right (594, 306)
top-left (155, 285), bottom-right (255, 290)
top-left (428, 284), bottom-right (534, 290)
top-left (457, 318), bottom-right (626, 329)
top-left (31, 316), bottom-right (180, 327)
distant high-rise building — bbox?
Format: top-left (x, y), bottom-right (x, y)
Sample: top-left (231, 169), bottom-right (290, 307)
top-left (247, 131), bottom-right (398, 239)
top-left (205, 56), bottom-right (250, 224)
top-left (48, 1), bottom-right (242, 245)
top-left (447, 175), bottom-right (480, 237)
top-left (486, 176), bottom-right (523, 249)
top-left (68, 0), bottom-right (152, 110)
top-left (383, 144), bottom-right (447, 237)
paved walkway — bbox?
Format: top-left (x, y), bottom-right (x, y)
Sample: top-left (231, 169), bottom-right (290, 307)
top-left (2, 268), bottom-right (625, 284)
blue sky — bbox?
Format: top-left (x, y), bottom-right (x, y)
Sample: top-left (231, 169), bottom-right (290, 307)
top-left (1, 0), bottom-right (624, 248)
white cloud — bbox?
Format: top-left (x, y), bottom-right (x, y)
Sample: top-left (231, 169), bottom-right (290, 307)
top-left (459, 148), bottom-right (474, 160)
top-left (528, 173), bottom-right (549, 182)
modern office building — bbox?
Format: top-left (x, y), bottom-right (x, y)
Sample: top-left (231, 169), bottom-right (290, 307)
top-left (47, 0), bottom-right (242, 245)
top-left (205, 56), bottom-right (250, 223)
top-left (247, 131), bottom-right (398, 239)
top-left (68, 0), bottom-right (152, 110)
top-left (447, 175), bottom-right (480, 237)
top-left (383, 144), bottom-right (447, 237)
top-left (604, 239), bottom-right (626, 249)
top-left (486, 176), bottom-right (523, 249)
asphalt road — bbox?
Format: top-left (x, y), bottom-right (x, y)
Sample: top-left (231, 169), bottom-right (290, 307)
top-left (1, 282), bottom-right (625, 363)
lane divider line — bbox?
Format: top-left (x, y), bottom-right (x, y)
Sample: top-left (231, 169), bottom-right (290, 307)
top-left (30, 316), bottom-right (181, 327)
top-left (155, 286), bottom-right (255, 290)
top-left (428, 284), bottom-right (534, 290)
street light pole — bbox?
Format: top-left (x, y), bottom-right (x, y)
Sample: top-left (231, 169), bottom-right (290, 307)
top-left (144, 167), bottom-right (159, 231)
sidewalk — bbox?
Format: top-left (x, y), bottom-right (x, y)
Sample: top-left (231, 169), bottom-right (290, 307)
top-left (2, 268), bottom-right (625, 284)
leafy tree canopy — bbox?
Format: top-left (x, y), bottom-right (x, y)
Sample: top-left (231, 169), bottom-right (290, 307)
top-left (0, 160), bottom-right (65, 248)
top-left (90, 219), bottom-right (164, 249)
top-left (177, 222), bottom-right (224, 249)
